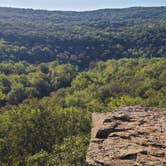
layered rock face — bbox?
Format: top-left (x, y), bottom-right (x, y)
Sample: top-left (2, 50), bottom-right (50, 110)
top-left (86, 106), bottom-right (166, 166)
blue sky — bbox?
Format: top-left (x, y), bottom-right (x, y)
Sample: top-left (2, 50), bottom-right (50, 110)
top-left (0, 0), bottom-right (166, 11)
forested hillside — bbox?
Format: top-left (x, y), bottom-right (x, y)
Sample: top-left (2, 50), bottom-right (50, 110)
top-left (0, 62), bottom-right (77, 106)
top-left (0, 6), bottom-right (166, 166)
top-left (0, 7), bottom-right (166, 68)
top-left (0, 59), bottom-right (166, 165)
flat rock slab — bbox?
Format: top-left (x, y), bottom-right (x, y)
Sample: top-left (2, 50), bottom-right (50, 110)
top-left (86, 106), bottom-right (166, 166)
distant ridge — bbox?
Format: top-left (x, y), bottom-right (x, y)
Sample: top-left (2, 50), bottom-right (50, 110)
top-left (0, 6), bottom-right (165, 68)
top-left (0, 6), bottom-right (166, 23)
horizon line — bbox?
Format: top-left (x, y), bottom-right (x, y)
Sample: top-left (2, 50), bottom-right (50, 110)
top-left (0, 5), bottom-right (165, 12)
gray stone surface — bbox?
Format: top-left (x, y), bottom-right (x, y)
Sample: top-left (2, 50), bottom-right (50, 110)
top-left (86, 106), bottom-right (166, 166)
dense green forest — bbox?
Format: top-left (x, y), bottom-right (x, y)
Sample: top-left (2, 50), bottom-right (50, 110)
top-left (0, 7), bottom-right (166, 68)
top-left (0, 59), bottom-right (166, 165)
top-left (0, 62), bottom-right (77, 106)
top-left (0, 6), bottom-right (166, 166)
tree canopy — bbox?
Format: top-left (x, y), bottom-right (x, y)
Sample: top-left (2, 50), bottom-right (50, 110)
top-left (0, 59), bottom-right (166, 165)
top-left (0, 6), bottom-right (166, 166)
top-left (0, 7), bottom-right (166, 69)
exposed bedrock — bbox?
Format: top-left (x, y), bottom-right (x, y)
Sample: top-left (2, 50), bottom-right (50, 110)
top-left (86, 106), bottom-right (166, 166)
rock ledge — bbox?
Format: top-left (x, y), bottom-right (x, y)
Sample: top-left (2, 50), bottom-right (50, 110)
top-left (86, 106), bottom-right (166, 166)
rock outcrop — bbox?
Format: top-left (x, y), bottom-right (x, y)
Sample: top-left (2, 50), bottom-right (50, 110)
top-left (86, 106), bottom-right (166, 166)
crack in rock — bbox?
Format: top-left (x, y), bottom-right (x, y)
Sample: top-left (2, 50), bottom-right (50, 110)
top-left (86, 106), bottom-right (166, 166)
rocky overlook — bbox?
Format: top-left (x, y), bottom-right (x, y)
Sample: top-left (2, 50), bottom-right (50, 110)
top-left (86, 106), bottom-right (166, 166)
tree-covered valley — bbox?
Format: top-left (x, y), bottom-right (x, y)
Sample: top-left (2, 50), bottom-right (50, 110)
top-left (0, 7), bottom-right (166, 68)
top-left (0, 6), bottom-right (166, 166)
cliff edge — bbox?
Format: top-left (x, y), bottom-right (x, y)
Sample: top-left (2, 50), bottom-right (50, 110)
top-left (86, 106), bottom-right (166, 166)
